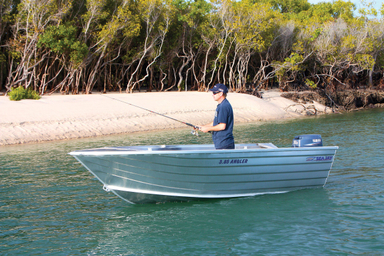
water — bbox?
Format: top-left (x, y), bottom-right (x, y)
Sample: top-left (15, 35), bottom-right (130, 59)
top-left (1, 109), bottom-right (384, 255)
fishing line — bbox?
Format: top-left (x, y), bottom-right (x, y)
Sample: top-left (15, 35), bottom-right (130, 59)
top-left (103, 95), bottom-right (201, 136)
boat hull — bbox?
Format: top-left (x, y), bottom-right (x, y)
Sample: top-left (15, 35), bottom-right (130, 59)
top-left (70, 144), bottom-right (338, 204)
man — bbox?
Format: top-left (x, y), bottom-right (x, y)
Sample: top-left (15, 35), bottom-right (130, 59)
top-left (199, 83), bottom-right (235, 149)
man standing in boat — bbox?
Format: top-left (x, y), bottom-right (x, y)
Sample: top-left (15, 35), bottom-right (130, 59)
top-left (198, 84), bottom-right (235, 149)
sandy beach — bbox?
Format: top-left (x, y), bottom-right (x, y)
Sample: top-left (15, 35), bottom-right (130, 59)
top-left (0, 90), bottom-right (332, 146)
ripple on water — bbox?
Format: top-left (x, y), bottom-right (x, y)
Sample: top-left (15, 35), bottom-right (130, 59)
top-left (1, 108), bottom-right (384, 255)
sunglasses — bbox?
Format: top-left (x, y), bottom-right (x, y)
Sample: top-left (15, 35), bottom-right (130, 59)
top-left (212, 91), bottom-right (221, 95)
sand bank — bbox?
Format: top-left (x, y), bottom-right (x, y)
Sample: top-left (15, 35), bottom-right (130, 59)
top-left (0, 90), bottom-right (332, 146)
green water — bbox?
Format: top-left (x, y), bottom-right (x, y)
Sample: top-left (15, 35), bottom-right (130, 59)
top-left (1, 109), bottom-right (384, 255)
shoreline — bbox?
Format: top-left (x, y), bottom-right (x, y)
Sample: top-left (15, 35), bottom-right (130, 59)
top-left (0, 90), bottom-right (333, 146)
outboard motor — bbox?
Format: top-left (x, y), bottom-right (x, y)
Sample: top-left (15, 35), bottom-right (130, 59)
top-left (292, 134), bottom-right (323, 147)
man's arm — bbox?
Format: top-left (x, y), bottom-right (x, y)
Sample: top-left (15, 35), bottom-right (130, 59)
top-left (199, 123), bottom-right (226, 133)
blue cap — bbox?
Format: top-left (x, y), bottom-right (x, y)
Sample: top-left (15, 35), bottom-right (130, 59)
top-left (209, 83), bottom-right (228, 93)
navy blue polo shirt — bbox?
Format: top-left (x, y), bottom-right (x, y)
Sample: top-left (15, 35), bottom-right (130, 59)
top-left (212, 98), bottom-right (234, 149)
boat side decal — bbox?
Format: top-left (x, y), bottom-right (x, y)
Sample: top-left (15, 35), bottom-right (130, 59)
top-left (306, 156), bottom-right (333, 161)
top-left (219, 159), bottom-right (248, 164)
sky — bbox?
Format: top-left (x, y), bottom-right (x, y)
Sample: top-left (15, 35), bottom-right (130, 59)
top-left (307, 0), bottom-right (383, 17)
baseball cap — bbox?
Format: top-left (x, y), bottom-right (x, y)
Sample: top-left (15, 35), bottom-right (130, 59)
top-left (209, 83), bottom-right (228, 93)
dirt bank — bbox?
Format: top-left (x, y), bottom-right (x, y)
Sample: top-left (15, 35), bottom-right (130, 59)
top-left (281, 90), bottom-right (384, 112)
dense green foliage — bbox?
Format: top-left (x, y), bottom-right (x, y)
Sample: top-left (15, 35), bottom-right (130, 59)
top-left (38, 24), bottom-right (89, 67)
top-left (0, 0), bottom-right (383, 95)
top-left (9, 86), bottom-right (41, 101)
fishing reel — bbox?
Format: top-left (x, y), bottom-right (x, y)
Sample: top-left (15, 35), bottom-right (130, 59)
top-left (191, 130), bottom-right (199, 136)
top-left (191, 126), bottom-right (200, 136)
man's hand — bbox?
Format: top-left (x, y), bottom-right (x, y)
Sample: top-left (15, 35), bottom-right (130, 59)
top-left (199, 125), bottom-right (211, 133)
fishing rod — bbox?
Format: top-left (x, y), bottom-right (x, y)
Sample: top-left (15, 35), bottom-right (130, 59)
top-left (103, 95), bottom-right (201, 136)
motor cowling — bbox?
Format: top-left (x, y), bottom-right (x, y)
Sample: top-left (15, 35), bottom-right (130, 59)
top-left (292, 134), bottom-right (323, 147)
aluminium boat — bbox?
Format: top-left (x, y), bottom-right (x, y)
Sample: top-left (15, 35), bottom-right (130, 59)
top-left (69, 134), bottom-right (338, 204)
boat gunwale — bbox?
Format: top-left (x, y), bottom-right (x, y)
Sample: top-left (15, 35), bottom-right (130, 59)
top-left (69, 144), bottom-right (339, 156)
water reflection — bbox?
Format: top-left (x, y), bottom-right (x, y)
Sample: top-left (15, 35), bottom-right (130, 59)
top-left (1, 108), bottom-right (383, 255)
top-left (88, 188), bottom-right (336, 255)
